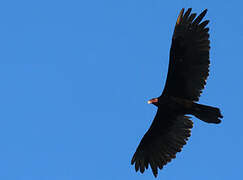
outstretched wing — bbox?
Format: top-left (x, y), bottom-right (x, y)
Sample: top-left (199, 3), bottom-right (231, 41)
top-left (131, 108), bottom-right (193, 177)
top-left (162, 8), bottom-right (210, 101)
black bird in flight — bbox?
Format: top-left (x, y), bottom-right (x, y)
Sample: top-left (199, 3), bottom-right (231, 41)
top-left (131, 8), bottom-right (223, 177)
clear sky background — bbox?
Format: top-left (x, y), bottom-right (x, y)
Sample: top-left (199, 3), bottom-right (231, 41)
top-left (0, 0), bottom-right (242, 180)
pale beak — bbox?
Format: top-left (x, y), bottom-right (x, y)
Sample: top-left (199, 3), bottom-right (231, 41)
top-left (147, 98), bottom-right (158, 104)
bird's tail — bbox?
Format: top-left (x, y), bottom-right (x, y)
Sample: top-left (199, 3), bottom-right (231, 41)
top-left (191, 103), bottom-right (223, 124)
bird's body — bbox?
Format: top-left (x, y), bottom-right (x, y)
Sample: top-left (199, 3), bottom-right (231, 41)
top-left (131, 8), bottom-right (223, 177)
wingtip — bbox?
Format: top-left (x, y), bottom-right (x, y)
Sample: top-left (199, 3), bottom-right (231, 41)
top-left (200, 9), bottom-right (208, 19)
top-left (202, 9), bottom-right (208, 16)
top-left (135, 161), bottom-right (139, 172)
top-left (152, 169), bottom-right (158, 178)
top-left (176, 8), bottom-right (184, 24)
top-left (187, 8), bottom-right (192, 14)
top-left (131, 155), bottom-right (135, 165)
top-left (186, 8), bottom-right (192, 13)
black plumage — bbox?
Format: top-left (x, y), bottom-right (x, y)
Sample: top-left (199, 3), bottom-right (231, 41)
top-left (131, 8), bottom-right (223, 177)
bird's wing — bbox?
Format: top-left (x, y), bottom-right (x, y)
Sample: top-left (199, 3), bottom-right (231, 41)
top-left (131, 108), bottom-right (193, 177)
top-left (162, 8), bottom-right (210, 101)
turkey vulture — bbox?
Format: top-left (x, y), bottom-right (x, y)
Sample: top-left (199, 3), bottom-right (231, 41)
top-left (131, 8), bottom-right (223, 177)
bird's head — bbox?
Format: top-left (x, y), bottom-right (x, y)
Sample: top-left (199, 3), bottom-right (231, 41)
top-left (147, 98), bottom-right (159, 107)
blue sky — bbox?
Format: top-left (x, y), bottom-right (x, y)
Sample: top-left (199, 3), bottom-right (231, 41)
top-left (0, 0), bottom-right (242, 179)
